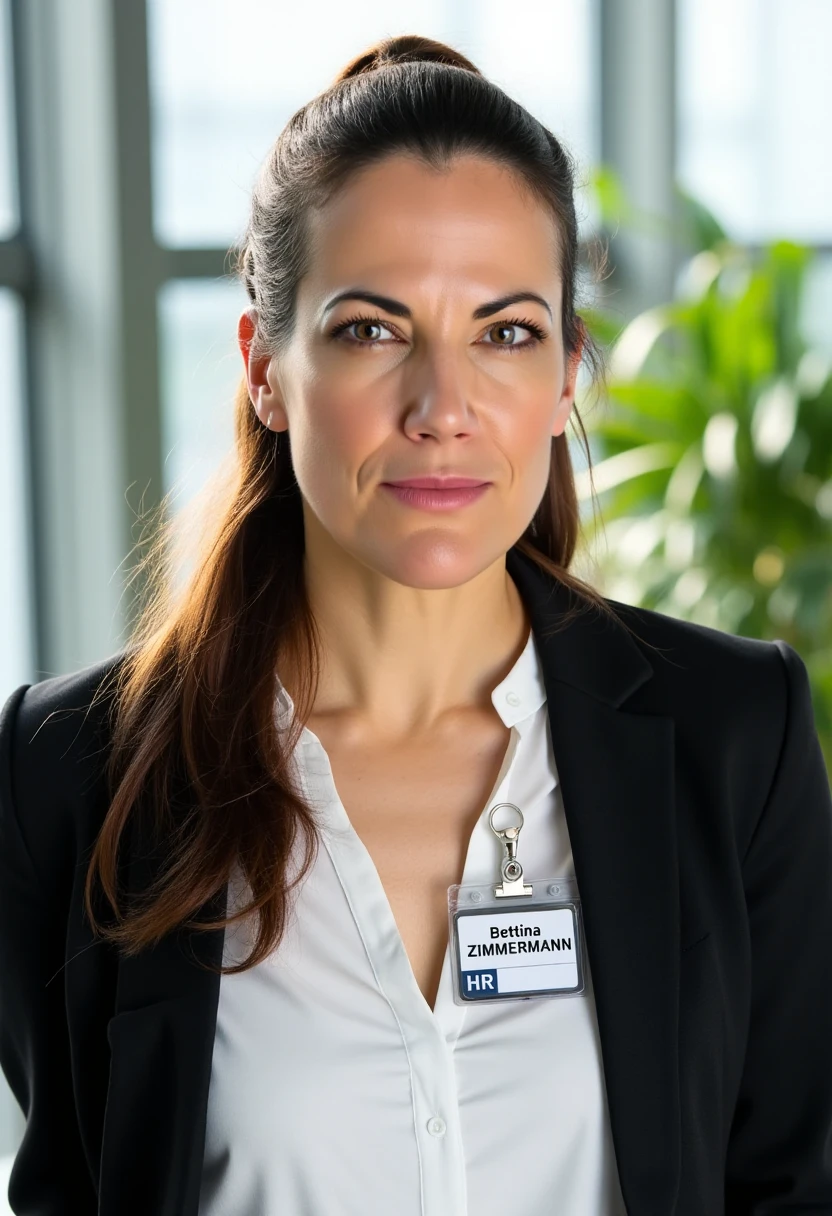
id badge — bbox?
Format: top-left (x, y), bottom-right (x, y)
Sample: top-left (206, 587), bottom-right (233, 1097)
top-left (447, 803), bottom-right (586, 1006)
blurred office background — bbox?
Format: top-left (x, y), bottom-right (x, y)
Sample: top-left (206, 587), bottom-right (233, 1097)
top-left (1, 0), bottom-right (831, 1196)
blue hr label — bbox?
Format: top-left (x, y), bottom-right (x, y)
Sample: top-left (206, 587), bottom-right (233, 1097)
top-left (463, 969), bottom-right (498, 997)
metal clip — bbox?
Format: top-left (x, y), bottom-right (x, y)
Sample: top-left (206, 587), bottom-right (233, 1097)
top-left (488, 802), bottom-right (533, 898)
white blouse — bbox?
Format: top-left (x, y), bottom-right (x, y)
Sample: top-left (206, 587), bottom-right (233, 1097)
top-left (198, 628), bottom-right (628, 1215)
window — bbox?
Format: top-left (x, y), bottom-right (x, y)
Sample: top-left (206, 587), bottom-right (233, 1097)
top-left (0, 290), bottom-right (33, 697)
top-left (0, 0), bottom-right (17, 236)
top-left (148, 0), bottom-right (597, 248)
top-left (158, 277), bottom-right (246, 518)
top-left (678, 0), bottom-right (832, 244)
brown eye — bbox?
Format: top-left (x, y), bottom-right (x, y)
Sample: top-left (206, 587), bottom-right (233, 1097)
top-left (480, 318), bottom-right (547, 353)
top-left (330, 314), bottom-right (398, 346)
top-left (488, 324), bottom-right (516, 345)
top-left (354, 321), bottom-right (383, 342)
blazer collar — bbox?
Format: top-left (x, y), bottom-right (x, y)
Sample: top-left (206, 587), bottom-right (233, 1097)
top-left (101, 546), bottom-right (679, 1216)
top-left (507, 543), bottom-right (655, 707)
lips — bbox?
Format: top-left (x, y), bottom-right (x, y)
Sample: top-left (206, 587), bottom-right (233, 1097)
top-left (381, 481), bottom-right (490, 511)
top-left (382, 476), bottom-right (490, 489)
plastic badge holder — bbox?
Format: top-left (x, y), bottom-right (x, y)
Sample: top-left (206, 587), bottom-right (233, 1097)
top-left (447, 803), bottom-right (586, 1006)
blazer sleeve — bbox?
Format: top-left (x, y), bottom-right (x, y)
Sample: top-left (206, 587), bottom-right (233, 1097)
top-left (0, 683), bottom-right (99, 1215)
top-left (724, 640), bottom-right (832, 1212)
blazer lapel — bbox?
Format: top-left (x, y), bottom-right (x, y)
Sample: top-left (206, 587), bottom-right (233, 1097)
top-left (507, 546), bottom-right (680, 1216)
top-left (99, 801), bottom-right (228, 1216)
top-left (99, 546), bottom-right (679, 1216)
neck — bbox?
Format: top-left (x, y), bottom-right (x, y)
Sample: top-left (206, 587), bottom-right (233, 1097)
top-left (279, 527), bottom-right (530, 742)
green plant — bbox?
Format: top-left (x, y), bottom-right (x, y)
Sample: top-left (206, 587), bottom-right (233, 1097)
top-left (577, 170), bottom-right (832, 769)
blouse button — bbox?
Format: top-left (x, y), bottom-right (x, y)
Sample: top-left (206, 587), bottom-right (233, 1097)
top-left (505, 691), bottom-right (521, 707)
top-left (427, 1116), bottom-right (446, 1137)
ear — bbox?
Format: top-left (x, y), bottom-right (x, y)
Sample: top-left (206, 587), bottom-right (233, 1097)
top-left (238, 307), bottom-right (288, 431)
top-left (551, 327), bottom-right (586, 438)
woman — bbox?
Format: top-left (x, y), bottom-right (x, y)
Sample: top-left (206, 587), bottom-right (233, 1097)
top-left (1, 32), bottom-right (831, 1216)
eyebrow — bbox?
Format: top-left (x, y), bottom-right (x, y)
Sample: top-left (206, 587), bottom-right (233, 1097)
top-left (322, 288), bottom-right (553, 323)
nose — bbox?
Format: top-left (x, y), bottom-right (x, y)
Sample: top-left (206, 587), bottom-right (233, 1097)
top-left (401, 350), bottom-right (478, 441)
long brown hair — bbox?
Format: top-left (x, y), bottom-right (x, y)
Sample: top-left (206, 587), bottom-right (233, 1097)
top-left (84, 33), bottom-right (618, 976)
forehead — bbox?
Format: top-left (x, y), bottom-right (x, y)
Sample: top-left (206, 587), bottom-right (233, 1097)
top-left (301, 153), bottom-right (561, 306)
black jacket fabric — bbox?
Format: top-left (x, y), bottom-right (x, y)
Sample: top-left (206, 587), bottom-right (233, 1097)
top-left (1, 546), bottom-right (831, 1216)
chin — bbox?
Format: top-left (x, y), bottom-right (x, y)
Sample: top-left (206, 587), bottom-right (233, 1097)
top-left (360, 541), bottom-right (510, 589)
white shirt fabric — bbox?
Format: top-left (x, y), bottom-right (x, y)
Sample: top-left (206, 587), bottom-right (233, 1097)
top-left (198, 628), bottom-right (628, 1215)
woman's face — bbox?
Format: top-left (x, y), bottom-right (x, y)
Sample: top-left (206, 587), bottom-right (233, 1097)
top-left (239, 152), bottom-right (582, 589)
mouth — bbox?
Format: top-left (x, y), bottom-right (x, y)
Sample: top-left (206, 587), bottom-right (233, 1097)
top-left (380, 482), bottom-right (491, 511)
top-left (382, 477), bottom-right (491, 489)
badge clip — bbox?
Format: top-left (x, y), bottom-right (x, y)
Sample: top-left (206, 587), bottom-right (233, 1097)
top-left (489, 802), bottom-right (533, 898)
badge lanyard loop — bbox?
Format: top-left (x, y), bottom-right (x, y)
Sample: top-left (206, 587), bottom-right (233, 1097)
top-left (489, 802), bottom-right (533, 898)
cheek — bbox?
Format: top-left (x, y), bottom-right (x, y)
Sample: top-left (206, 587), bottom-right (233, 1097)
top-left (288, 387), bottom-right (387, 504)
top-left (502, 400), bottom-right (559, 516)
top-left (503, 395), bottom-right (557, 448)
top-left (498, 393), bottom-right (558, 464)
top-left (525, 432), bottom-right (556, 512)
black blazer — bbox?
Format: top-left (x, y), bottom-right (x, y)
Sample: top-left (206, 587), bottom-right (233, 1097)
top-left (1, 547), bottom-right (831, 1216)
